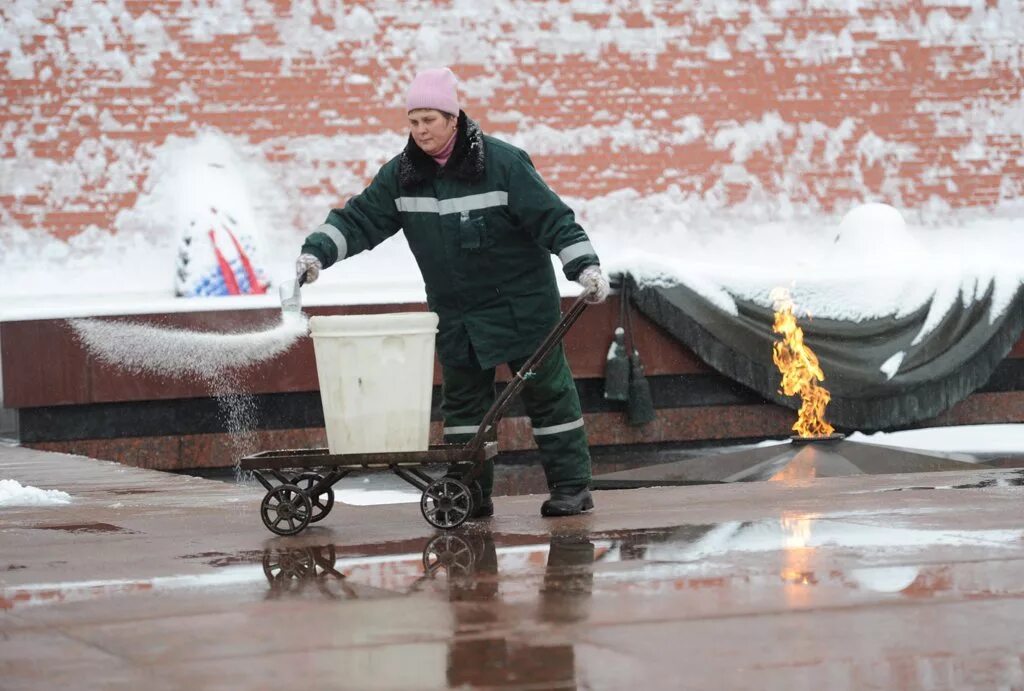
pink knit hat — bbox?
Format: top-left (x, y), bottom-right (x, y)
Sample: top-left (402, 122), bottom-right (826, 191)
top-left (406, 67), bottom-right (460, 115)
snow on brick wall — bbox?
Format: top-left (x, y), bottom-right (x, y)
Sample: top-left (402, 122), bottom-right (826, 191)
top-left (1, 0), bottom-right (1022, 245)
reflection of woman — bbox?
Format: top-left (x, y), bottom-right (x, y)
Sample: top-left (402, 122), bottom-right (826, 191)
top-left (540, 535), bottom-right (596, 624)
top-left (296, 68), bottom-right (609, 518)
top-left (442, 533), bottom-right (595, 688)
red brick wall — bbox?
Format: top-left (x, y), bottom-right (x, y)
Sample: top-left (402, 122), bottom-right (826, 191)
top-left (2, 1), bottom-right (1022, 242)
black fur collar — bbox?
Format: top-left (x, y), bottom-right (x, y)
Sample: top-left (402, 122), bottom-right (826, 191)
top-left (398, 111), bottom-right (485, 189)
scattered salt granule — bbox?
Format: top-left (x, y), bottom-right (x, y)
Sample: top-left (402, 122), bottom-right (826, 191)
top-left (214, 387), bottom-right (261, 481)
top-left (0, 479), bottom-right (72, 507)
top-left (68, 312), bottom-right (308, 379)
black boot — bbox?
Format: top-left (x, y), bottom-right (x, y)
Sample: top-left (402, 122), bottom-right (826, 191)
top-left (469, 496), bottom-right (494, 519)
top-left (541, 487), bottom-right (594, 517)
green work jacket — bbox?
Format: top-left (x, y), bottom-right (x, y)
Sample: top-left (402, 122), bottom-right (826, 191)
top-left (301, 112), bottom-right (600, 369)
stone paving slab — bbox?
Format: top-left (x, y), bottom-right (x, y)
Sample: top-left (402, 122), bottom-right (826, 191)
top-left (3, 444), bottom-right (1024, 689)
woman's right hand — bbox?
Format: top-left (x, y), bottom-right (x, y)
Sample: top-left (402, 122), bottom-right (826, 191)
top-left (295, 253), bottom-right (322, 285)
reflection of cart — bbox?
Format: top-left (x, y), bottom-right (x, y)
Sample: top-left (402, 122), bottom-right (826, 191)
top-left (421, 534), bottom-right (477, 578)
top-left (262, 534), bottom-right (481, 598)
top-left (263, 544), bottom-right (358, 599)
top-left (242, 295), bottom-right (590, 536)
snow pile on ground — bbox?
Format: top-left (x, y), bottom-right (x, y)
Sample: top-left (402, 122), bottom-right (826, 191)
top-left (68, 311), bottom-right (308, 379)
top-left (337, 488), bottom-right (419, 505)
top-left (847, 424), bottom-right (1024, 454)
top-left (0, 479), bottom-right (71, 507)
top-left (753, 424), bottom-right (1024, 454)
top-left (330, 474), bottom-right (421, 505)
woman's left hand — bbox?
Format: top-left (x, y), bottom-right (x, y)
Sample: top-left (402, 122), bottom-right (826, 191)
top-left (577, 265), bottom-right (610, 304)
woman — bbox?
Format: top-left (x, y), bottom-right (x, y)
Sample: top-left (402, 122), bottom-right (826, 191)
top-left (295, 67), bottom-right (610, 518)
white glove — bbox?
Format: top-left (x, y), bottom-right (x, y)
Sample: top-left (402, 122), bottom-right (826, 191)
top-left (577, 265), bottom-right (610, 304)
top-left (295, 253), bottom-right (322, 285)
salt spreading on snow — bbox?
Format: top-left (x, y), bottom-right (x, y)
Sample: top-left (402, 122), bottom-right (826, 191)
top-left (68, 311), bottom-right (308, 379)
top-left (68, 311), bottom-right (309, 475)
top-left (0, 479), bottom-right (71, 507)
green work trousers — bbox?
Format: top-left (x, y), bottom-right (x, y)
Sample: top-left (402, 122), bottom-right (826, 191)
top-left (441, 345), bottom-right (591, 497)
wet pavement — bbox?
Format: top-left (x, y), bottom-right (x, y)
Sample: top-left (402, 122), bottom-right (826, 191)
top-left (4, 445), bottom-right (1024, 689)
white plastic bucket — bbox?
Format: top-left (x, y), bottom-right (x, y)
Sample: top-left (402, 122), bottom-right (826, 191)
top-left (309, 312), bottom-right (439, 455)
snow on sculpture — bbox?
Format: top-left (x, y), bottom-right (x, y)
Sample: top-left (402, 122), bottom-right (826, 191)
top-left (161, 133), bottom-right (272, 297)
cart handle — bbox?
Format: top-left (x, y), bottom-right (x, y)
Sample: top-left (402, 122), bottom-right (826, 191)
top-left (461, 292), bottom-right (591, 462)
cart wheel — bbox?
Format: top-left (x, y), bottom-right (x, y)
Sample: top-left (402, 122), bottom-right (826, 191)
top-left (294, 472), bottom-right (335, 523)
top-left (260, 484), bottom-right (313, 536)
top-left (444, 471), bottom-right (483, 513)
top-left (422, 533), bottom-right (475, 577)
top-left (469, 480), bottom-right (484, 510)
top-left (421, 477), bottom-right (473, 529)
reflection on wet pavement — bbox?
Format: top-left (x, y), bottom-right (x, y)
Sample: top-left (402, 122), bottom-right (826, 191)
top-left (28, 522), bottom-right (136, 534)
top-left (7, 513), bottom-right (1024, 613)
top-left (6, 509), bottom-right (1024, 688)
top-left (242, 515), bottom-right (1024, 607)
top-left (882, 470), bottom-right (1024, 491)
top-left (233, 519), bottom-right (1024, 688)
top-left (12, 442), bottom-right (1024, 688)
top-left (262, 544), bottom-right (357, 599)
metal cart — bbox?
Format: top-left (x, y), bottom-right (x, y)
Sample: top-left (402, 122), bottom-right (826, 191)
top-left (241, 294), bottom-right (590, 536)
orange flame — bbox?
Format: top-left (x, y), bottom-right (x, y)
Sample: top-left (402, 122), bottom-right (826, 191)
top-left (771, 288), bottom-right (834, 438)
